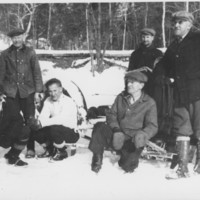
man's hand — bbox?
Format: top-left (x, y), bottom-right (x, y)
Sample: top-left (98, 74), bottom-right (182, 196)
top-left (0, 94), bottom-right (6, 112)
top-left (112, 132), bottom-right (125, 150)
top-left (134, 131), bottom-right (148, 149)
top-left (27, 116), bottom-right (42, 131)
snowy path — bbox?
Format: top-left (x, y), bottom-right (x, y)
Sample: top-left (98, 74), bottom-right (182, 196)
top-left (0, 142), bottom-right (200, 200)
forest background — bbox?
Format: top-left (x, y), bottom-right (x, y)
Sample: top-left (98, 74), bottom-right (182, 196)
top-left (0, 2), bottom-right (199, 72)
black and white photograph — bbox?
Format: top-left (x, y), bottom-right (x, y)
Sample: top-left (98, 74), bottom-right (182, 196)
top-left (0, 0), bottom-right (200, 199)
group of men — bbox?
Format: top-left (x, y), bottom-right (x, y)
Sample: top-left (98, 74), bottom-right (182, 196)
top-left (0, 10), bottom-right (200, 179)
top-left (0, 29), bottom-right (79, 166)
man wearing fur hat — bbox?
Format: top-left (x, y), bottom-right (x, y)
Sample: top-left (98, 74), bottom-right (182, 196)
top-left (128, 27), bottom-right (163, 96)
top-left (0, 28), bottom-right (43, 159)
top-left (156, 11), bottom-right (200, 179)
top-left (89, 71), bottom-right (158, 173)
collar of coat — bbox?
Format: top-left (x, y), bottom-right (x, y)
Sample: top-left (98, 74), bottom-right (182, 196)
top-left (121, 91), bottom-right (149, 103)
top-left (8, 44), bottom-right (27, 53)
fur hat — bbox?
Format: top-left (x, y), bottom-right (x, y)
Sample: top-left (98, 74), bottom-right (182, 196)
top-left (7, 28), bottom-right (25, 38)
top-left (172, 11), bottom-right (194, 24)
top-left (125, 71), bottom-right (148, 83)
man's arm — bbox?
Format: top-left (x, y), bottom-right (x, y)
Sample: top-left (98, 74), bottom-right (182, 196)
top-left (106, 95), bottom-right (121, 133)
top-left (30, 49), bottom-right (43, 93)
top-left (0, 53), bottom-right (6, 87)
top-left (39, 97), bottom-right (78, 129)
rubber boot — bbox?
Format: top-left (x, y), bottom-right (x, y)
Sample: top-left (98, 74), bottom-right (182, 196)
top-left (176, 138), bottom-right (190, 178)
top-left (194, 140), bottom-right (200, 173)
top-left (4, 147), bottom-right (28, 166)
top-left (91, 153), bottom-right (103, 173)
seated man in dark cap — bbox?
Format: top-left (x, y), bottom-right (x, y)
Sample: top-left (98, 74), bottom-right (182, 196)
top-left (155, 10), bottom-right (200, 179)
top-left (89, 71), bottom-right (158, 173)
top-left (0, 28), bottom-right (43, 159)
top-left (128, 27), bottom-right (163, 97)
top-left (0, 86), bottom-right (30, 166)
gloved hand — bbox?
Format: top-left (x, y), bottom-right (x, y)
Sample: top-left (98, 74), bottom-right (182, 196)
top-left (112, 132), bottom-right (125, 150)
top-left (27, 116), bottom-right (42, 131)
top-left (134, 131), bottom-right (149, 149)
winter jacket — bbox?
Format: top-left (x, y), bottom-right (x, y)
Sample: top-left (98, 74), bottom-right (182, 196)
top-left (128, 44), bottom-right (163, 96)
top-left (106, 92), bottom-right (158, 139)
top-left (0, 44), bottom-right (43, 98)
top-left (128, 44), bottom-right (163, 71)
top-left (157, 30), bottom-right (200, 106)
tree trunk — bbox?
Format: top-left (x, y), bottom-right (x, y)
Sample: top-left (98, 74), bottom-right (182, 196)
top-left (86, 4), bottom-right (90, 50)
top-left (122, 4), bottom-right (127, 50)
top-left (144, 2), bottom-right (148, 27)
top-left (162, 1), bottom-right (166, 48)
top-left (109, 3), bottom-right (113, 50)
top-left (185, 1), bottom-right (189, 11)
top-left (96, 3), bottom-right (102, 71)
top-left (47, 3), bottom-right (52, 49)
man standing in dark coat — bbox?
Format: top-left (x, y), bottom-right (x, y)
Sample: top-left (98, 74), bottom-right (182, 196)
top-left (128, 28), bottom-right (163, 96)
top-left (0, 87), bottom-right (30, 166)
top-left (89, 71), bottom-right (158, 173)
top-left (0, 28), bottom-right (43, 158)
top-left (156, 11), bottom-right (200, 179)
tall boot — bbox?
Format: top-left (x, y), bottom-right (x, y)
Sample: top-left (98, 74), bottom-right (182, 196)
top-left (194, 140), bottom-right (200, 173)
top-left (91, 153), bottom-right (103, 173)
top-left (4, 147), bottom-right (28, 166)
top-left (176, 137), bottom-right (190, 178)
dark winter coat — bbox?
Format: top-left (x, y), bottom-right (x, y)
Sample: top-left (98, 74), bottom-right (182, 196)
top-left (0, 44), bottom-right (43, 98)
top-left (128, 44), bottom-right (163, 71)
top-left (157, 30), bottom-right (200, 106)
top-left (106, 92), bottom-right (158, 139)
top-left (128, 44), bottom-right (163, 96)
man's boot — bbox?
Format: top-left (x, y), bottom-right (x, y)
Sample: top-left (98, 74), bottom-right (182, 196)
top-left (175, 137), bottom-right (190, 178)
top-left (38, 145), bottom-right (56, 158)
top-left (91, 153), bottom-right (103, 173)
top-left (4, 147), bottom-right (28, 166)
top-left (194, 140), bottom-right (200, 173)
top-left (52, 147), bottom-right (68, 161)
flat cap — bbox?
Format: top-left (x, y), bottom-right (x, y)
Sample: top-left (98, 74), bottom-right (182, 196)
top-left (172, 11), bottom-right (194, 24)
top-left (7, 28), bottom-right (25, 37)
top-left (125, 71), bottom-right (148, 83)
top-left (140, 28), bottom-right (156, 36)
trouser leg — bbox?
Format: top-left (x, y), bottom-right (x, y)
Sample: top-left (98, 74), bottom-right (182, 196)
top-left (88, 122), bottom-right (113, 155)
top-left (89, 122), bottom-right (113, 173)
top-left (118, 140), bottom-right (143, 173)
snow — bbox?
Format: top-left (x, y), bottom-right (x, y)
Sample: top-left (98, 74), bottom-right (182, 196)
top-left (1, 57), bottom-right (200, 200)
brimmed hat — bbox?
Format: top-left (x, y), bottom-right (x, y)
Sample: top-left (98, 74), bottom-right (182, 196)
top-left (140, 28), bottom-right (156, 36)
top-left (172, 11), bottom-right (194, 24)
top-left (125, 71), bottom-right (148, 83)
top-left (7, 28), bottom-right (25, 38)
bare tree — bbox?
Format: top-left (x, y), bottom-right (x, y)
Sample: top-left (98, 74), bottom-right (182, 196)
top-left (162, 1), bottom-right (166, 48)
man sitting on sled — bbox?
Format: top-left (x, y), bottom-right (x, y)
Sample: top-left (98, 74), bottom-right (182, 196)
top-left (88, 71), bottom-right (158, 173)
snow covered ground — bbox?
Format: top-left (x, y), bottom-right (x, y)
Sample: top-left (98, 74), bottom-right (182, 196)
top-left (1, 59), bottom-right (200, 200)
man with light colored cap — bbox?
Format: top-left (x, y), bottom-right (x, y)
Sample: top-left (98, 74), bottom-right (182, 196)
top-left (88, 71), bottom-right (158, 173)
top-left (155, 10), bottom-right (200, 179)
top-left (0, 28), bottom-right (43, 160)
top-left (128, 27), bottom-right (163, 97)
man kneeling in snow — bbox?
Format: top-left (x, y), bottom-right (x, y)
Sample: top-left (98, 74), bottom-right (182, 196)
top-left (89, 71), bottom-right (158, 173)
top-left (0, 86), bottom-right (30, 166)
top-left (29, 78), bottom-right (79, 161)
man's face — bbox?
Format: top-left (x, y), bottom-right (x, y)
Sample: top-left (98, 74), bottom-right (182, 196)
top-left (11, 34), bottom-right (24, 47)
top-left (172, 20), bottom-right (192, 37)
top-left (141, 34), bottom-right (154, 47)
top-left (127, 79), bottom-right (144, 95)
top-left (47, 83), bottom-right (63, 101)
